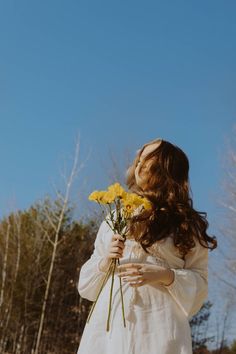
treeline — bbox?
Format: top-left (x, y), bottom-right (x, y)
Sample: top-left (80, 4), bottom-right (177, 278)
top-left (0, 198), bottom-right (234, 353)
top-left (0, 199), bottom-right (97, 353)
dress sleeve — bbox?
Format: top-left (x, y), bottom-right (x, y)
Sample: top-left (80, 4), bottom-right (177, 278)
top-left (163, 238), bottom-right (208, 319)
top-left (77, 219), bottom-right (113, 301)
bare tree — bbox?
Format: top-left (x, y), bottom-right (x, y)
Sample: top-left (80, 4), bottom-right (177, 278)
top-left (0, 223), bottom-right (10, 310)
top-left (33, 138), bottom-right (82, 354)
top-left (216, 125), bottom-right (236, 287)
top-left (99, 145), bottom-right (133, 185)
top-left (0, 214), bottom-right (22, 352)
top-left (209, 124), bottom-right (236, 348)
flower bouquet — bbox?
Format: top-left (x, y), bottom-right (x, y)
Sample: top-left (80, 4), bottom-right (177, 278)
top-left (86, 182), bottom-right (152, 331)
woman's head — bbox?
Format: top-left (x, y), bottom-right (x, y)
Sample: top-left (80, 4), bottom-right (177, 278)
top-left (126, 138), bottom-right (190, 206)
top-left (125, 138), bottom-right (217, 257)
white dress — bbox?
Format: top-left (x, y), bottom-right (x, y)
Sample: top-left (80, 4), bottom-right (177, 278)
top-left (77, 218), bottom-right (208, 354)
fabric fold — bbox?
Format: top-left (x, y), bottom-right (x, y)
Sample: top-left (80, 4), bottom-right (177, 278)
top-left (163, 239), bottom-right (208, 319)
top-left (77, 220), bottom-right (112, 301)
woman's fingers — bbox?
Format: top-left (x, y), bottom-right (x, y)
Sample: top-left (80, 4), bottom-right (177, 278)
top-left (118, 265), bottom-right (144, 277)
top-left (122, 275), bottom-right (143, 282)
top-left (108, 234), bottom-right (126, 259)
top-left (118, 270), bottom-right (143, 277)
top-left (120, 269), bottom-right (143, 276)
top-left (112, 241), bottom-right (125, 249)
top-left (110, 248), bottom-right (123, 258)
top-left (110, 246), bottom-right (123, 255)
top-left (112, 233), bottom-right (125, 242)
top-left (116, 262), bottom-right (147, 287)
top-left (129, 279), bottom-right (146, 287)
top-left (117, 263), bottom-right (143, 273)
top-left (111, 246), bottom-right (122, 252)
top-left (110, 253), bottom-right (122, 258)
top-left (117, 262), bottom-right (142, 269)
top-left (121, 275), bottom-right (146, 287)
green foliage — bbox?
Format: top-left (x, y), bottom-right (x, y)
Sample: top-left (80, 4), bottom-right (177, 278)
top-left (230, 340), bottom-right (236, 354)
top-left (0, 198), bottom-right (99, 353)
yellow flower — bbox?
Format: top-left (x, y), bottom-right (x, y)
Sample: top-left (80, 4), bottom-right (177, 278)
top-left (88, 190), bottom-right (107, 203)
top-left (126, 193), bottom-right (143, 206)
top-left (108, 183), bottom-right (127, 198)
top-left (142, 198), bottom-right (153, 210)
top-left (121, 193), bottom-right (139, 213)
top-left (88, 191), bottom-right (99, 201)
top-left (122, 199), bottom-right (136, 215)
top-left (89, 184), bottom-right (127, 205)
top-left (121, 193), bottom-right (152, 213)
top-left (102, 191), bottom-right (116, 204)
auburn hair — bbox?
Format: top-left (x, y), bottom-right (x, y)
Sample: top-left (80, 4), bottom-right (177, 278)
top-left (125, 138), bottom-right (217, 258)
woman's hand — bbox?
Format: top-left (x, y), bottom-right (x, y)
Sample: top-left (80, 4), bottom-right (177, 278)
top-left (108, 234), bottom-right (125, 259)
top-left (117, 262), bottom-right (175, 287)
top-left (98, 234), bottom-right (125, 272)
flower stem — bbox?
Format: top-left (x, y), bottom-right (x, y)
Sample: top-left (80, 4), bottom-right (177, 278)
top-left (86, 259), bottom-right (113, 324)
top-left (117, 258), bottom-right (126, 328)
top-left (106, 258), bottom-right (116, 331)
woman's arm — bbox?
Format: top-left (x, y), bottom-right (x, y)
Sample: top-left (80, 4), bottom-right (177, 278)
top-left (77, 220), bottom-right (125, 301)
top-left (163, 239), bottom-right (208, 319)
top-left (77, 220), bottom-right (112, 301)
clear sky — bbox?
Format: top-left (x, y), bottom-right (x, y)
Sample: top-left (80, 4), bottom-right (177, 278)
top-left (1, 0), bottom-right (236, 345)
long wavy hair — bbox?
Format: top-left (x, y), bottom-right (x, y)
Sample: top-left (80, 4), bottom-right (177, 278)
top-left (125, 138), bottom-right (217, 258)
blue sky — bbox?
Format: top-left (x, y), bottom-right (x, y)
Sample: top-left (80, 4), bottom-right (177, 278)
top-left (1, 0), bottom-right (236, 343)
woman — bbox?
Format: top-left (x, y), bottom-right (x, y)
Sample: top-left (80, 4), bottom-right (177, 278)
top-left (77, 138), bottom-right (217, 354)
